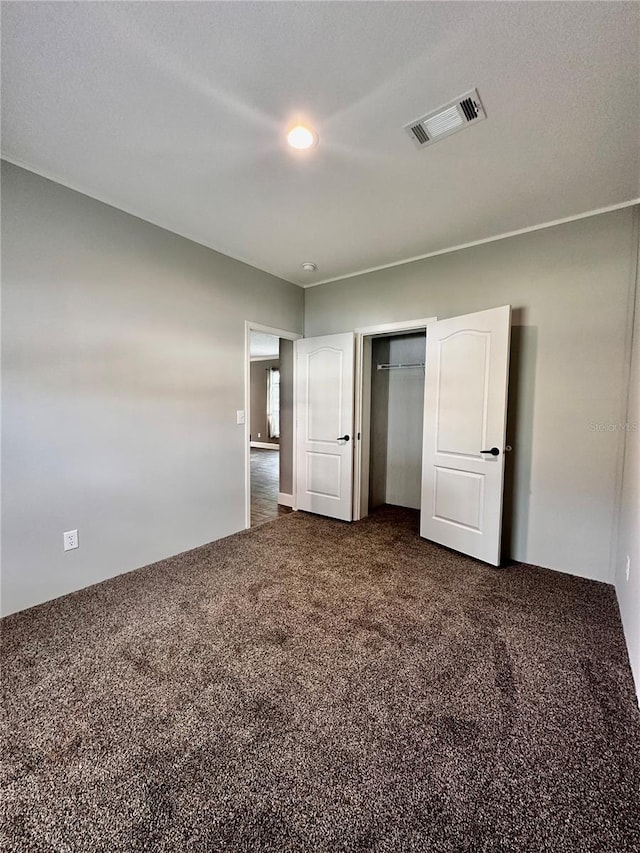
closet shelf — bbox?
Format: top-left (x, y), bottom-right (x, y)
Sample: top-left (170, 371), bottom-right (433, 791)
top-left (376, 362), bottom-right (425, 371)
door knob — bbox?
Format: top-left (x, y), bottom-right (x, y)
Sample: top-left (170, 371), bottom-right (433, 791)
top-left (337, 435), bottom-right (350, 442)
top-left (480, 447), bottom-right (500, 456)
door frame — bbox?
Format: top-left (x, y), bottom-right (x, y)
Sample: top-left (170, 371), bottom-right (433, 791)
top-left (353, 317), bottom-right (437, 521)
top-left (244, 321), bottom-right (302, 529)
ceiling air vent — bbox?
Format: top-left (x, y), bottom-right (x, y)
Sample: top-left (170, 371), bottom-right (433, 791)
top-left (404, 88), bottom-right (486, 149)
top-left (410, 123), bottom-right (429, 145)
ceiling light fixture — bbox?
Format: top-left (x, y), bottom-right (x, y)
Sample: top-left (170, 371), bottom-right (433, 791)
top-left (287, 124), bottom-right (318, 150)
top-left (301, 262), bottom-right (317, 272)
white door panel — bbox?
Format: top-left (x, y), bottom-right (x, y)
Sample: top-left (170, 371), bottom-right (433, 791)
top-left (433, 466), bottom-right (485, 531)
top-left (420, 306), bottom-right (511, 565)
top-left (436, 330), bottom-right (490, 456)
top-left (295, 333), bottom-right (354, 521)
top-left (307, 452), bottom-right (341, 497)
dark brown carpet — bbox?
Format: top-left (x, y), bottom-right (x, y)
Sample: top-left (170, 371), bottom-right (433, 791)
top-left (1, 507), bottom-right (639, 852)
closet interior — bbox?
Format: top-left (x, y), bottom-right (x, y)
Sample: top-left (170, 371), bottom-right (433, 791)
top-left (366, 330), bottom-right (427, 514)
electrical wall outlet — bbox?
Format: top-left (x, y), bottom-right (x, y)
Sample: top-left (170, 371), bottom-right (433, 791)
top-left (258, 432), bottom-right (261, 438)
top-left (626, 555), bottom-right (631, 582)
top-left (64, 529), bottom-right (78, 551)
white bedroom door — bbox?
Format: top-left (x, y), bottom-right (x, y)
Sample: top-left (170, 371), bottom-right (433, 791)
top-left (295, 333), bottom-right (355, 521)
top-left (420, 305), bottom-right (511, 565)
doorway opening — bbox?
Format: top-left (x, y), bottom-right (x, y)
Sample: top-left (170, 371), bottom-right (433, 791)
top-left (245, 322), bottom-right (301, 529)
top-left (353, 318), bottom-right (436, 521)
top-left (368, 331), bottom-right (426, 514)
top-left (302, 307), bottom-right (510, 566)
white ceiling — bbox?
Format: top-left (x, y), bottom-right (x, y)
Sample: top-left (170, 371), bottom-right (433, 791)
top-left (250, 332), bottom-right (279, 360)
top-left (2, 2), bottom-right (639, 287)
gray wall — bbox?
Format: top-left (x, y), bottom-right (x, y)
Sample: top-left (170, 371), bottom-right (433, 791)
top-left (1, 162), bottom-right (303, 616)
top-left (306, 207), bottom-right (639, 584)
top-left (279, 339), bottom-right (294, 496)
top-left (615, 216), bottom-right (640, 699)
top-left (250, 359), bottom-right (279, 445)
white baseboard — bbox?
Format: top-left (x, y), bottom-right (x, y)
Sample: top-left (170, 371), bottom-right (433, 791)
top-left (277, 492), bottom-right (294, 508)
top-left (250, 441), bottom-right (280, 450)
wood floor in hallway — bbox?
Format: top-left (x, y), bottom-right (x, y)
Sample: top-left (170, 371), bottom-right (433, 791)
top-left (250, 447), bottom-right (291, 527)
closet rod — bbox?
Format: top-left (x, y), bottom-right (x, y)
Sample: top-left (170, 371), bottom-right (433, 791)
top-left (376, 362), bottom-right (425, 371)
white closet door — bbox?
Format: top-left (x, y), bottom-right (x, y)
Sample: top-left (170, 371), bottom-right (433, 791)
top-left (420, 306), bottom-right (511, 565)
top-left (295, 333), bottom-right (355, 521)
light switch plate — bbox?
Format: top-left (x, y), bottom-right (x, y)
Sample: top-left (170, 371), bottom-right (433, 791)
top-left (236, 410), bottom-right (245, 425)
